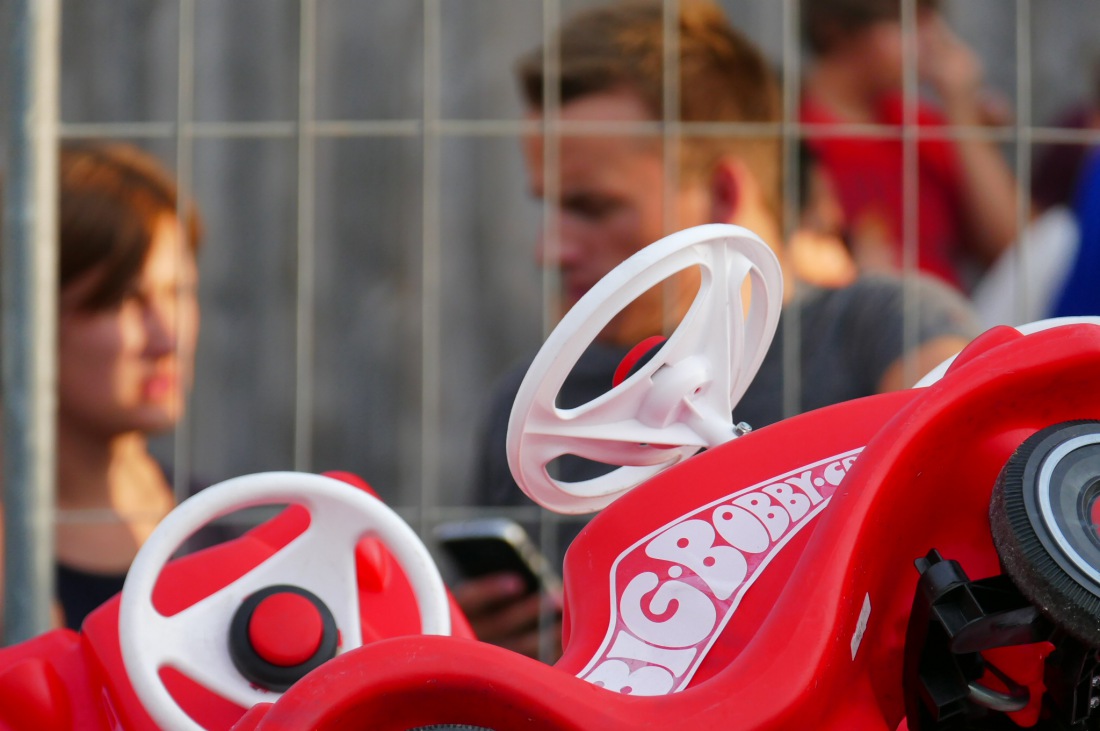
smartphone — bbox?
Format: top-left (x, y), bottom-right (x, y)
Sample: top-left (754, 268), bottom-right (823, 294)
top-left (434, 518), bottom-right (562, 596)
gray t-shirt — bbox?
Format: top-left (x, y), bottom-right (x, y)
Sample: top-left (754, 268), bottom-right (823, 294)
top-left (472, 274), bottom-right (980, 558)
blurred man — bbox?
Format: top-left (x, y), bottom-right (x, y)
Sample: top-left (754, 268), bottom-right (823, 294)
top-left (461, 0), bottom-right (980, 661)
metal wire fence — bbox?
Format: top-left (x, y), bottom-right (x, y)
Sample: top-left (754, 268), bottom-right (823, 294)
top-left (3, 0), bottom-right (1100, 645)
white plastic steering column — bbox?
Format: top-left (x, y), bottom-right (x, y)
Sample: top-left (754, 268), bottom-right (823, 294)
top-left (119, 471), bottom-right (451, 731)
top-left (507, 224), bottom-right (783, 514)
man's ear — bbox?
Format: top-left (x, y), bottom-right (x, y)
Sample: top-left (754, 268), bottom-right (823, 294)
top-left (706, 155), bottom-right (784, 263)
top-left (708, 157), bottom-right (747, 224)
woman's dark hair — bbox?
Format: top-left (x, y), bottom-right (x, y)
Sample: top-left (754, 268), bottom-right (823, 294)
top-left (59, 141), bottom-right (201, 311)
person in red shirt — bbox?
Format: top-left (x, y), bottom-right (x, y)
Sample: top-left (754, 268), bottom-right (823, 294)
top-left (800, 0), bottom-right (1023, 291)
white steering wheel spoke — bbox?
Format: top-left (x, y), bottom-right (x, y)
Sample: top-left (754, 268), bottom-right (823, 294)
top-left (530, 373), bottom-right (708, 443)
top-left (207, 522), bottom-right (365, 642)
top-left (138, 595), bottom-right (241, 685)
top-left (679, 250), bottom-right (773, 405)
top-left (508, 224), bottom-right (782, 514)
top-left (524, 427), bottom-right (698, 468)
top-left (147, 600), bottom-right (267, 708)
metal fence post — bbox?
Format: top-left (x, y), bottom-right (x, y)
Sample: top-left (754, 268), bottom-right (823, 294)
top-left (2, 0), bottom-right (60, 646)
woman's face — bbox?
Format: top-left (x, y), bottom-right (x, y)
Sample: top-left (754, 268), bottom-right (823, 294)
top-left (57, 213), bottom-right (199, 438)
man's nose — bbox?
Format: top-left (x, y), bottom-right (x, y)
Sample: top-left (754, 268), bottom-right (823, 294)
top-left (535, 217), bottom-right (583, 269)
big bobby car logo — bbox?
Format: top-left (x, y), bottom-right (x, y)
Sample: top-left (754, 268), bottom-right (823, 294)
top-left (577, 448), bottom-right (862, 696)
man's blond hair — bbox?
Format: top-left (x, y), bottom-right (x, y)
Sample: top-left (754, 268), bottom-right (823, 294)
top-left (517, 0), bottom-right (782, 215)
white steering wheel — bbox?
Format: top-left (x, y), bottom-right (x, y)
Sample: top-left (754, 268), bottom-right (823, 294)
top-left (507, 224), bottom-right (783, 515)
top-left (119, 471), bottom-right (451, 731)
top-left (913, 316), bottom-right (1100, 388)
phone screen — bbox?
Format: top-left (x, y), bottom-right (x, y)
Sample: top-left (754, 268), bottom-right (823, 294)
top-left (435, 519), bottom-right (560, 596)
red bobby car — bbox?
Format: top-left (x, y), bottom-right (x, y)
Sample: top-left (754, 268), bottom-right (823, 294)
top-left (3, 224), bottom-right (1100, 731)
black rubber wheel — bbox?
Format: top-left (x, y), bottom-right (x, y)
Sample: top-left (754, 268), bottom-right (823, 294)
top-left (990, 420), bottom-right (1100, 647)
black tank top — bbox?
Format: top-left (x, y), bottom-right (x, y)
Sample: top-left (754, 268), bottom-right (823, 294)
top-left (56, 563), bottom-right (127, 629)
top-left (54, 465), bottom-right (220, 630)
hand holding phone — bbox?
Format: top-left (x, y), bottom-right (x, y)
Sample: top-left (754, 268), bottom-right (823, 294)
top-left (434, 518), bottom-right (561, 596)
top-left (435, 518), bottom-right (563, 661)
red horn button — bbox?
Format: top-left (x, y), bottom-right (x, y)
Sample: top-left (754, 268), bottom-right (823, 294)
top-left (248, 592), bottom-right (324, 667)
top-left (613, 335), bottom-right (668, 387)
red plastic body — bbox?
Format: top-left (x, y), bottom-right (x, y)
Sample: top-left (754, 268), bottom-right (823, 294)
top-left (0, 476), bottom-right (474, 731)
top-left (4, 324), bottom-right (1100, 730)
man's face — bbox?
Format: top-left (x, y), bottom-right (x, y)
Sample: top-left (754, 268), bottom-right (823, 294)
top-left (522, 89), bottom-right (710, 347)
top-left (849, 10), bottom-right (942, 96)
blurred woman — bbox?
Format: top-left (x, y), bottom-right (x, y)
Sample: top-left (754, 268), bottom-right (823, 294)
top-left (2, 141), bottom-right (203, 632)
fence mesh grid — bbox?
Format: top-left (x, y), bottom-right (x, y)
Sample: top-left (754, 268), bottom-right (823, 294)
top-left (3, 0), bottom-right (1100, 649)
